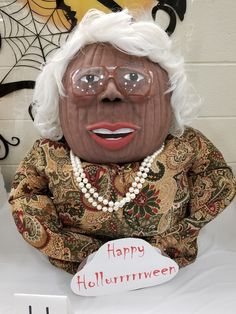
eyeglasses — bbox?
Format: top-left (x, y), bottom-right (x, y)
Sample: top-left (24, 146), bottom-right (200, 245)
top-left (71, 66), bottom-right (153, 97)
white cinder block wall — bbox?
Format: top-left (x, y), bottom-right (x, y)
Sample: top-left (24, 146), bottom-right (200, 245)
top-left (0, 0), bottom-right (236, 190)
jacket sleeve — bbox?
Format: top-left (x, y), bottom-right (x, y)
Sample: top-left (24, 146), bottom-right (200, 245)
top-left (9, 140), bottom-right (103, 274)
top-left (151, 129), bottom-right (236, 267)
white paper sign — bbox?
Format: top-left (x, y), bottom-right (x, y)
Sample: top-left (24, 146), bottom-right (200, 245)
top-left (14, 294), bottom-right (69, 314)
top-left (71, 238), bottom-right (179, 296)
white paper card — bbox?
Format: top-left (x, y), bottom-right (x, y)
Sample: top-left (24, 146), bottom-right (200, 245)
top-left (71, 238), bottom-right (179, 296)
top-left (14, 293), bottom-right (70, 314)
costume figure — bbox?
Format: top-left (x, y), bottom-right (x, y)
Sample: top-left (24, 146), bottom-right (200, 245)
top-left (9, 9), bottom-right (236, 274)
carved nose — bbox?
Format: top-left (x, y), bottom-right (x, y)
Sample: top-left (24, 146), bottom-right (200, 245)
top-left (99, 80), bottom-right (124, 103)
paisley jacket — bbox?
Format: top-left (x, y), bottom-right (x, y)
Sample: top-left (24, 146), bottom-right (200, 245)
top-left (9, 127), bottom-right (236, 274)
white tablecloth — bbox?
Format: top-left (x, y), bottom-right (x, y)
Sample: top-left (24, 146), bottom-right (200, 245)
top-left (1, 198), bottom-right (236, 314)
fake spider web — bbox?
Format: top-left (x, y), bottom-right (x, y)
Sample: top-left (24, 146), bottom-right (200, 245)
top-left (0, 0), bottom-right (77, 96)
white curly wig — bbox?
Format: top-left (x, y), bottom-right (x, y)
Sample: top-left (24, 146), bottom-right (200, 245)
top-left (33, 8), bottom-right (200, 141)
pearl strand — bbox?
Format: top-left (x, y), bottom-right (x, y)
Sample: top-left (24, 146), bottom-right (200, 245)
top-left (70, 144), bottom-right (164, 213)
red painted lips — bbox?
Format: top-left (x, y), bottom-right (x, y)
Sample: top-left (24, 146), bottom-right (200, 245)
top-left (86, 122), bottom-right (140, 150)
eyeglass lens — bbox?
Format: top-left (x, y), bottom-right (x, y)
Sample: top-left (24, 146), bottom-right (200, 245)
top-left (71, 67), bottom-right (151, 96)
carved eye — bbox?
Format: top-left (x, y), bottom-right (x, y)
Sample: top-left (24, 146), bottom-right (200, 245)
top-left (124, 72), bottom-right (144, 82)
top-left (80, 74), bottom-right (100, 84)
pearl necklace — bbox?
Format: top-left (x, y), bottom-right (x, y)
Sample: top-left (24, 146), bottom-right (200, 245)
top-left (70, 144), bottom-right (164, 213)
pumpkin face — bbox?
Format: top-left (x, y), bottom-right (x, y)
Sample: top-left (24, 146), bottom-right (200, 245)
top-left (59, 43), bottom-right (172, 163)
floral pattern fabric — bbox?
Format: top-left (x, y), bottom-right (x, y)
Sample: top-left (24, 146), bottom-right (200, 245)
top-left (9, 128), bottom-right (236, 274)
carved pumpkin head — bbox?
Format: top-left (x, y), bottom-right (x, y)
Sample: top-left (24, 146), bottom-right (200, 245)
top-left (59, 43), bottom-right (172, 163)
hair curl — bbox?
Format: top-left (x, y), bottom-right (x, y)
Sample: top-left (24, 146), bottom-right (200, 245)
top-left (33, 9), bottom-right (200, 140)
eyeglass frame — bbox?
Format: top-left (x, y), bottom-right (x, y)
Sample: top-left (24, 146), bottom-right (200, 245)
top-left (70, 65), bottom-right (154, 98)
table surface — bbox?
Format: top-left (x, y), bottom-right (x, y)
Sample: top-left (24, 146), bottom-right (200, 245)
top-left (1, 198), bottom-right (236, 314)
